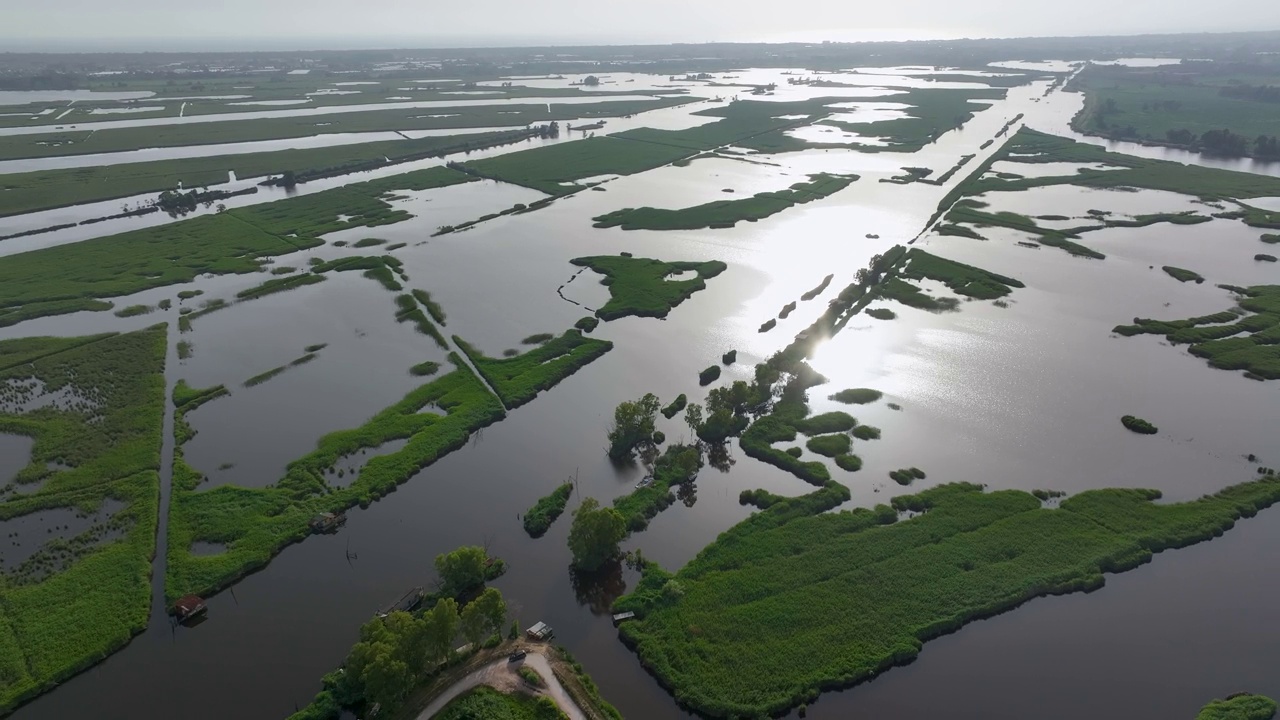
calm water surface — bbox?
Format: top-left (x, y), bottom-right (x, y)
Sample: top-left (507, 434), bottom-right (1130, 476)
top-left (7, 68), bottom-right (1280, 720)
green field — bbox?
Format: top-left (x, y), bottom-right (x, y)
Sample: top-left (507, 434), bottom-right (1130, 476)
top-left (591, 173), bottom-right (856, 230)
top-left (0, 166), bottom-right (472, 327)
top-left (569, 256), bottom-right (727, 320)
top-left (615, 478), bottom-right (1280, 718)
top-left (0, 130), bottom-right (524, 217)
top-left (816, 86), bottom-right (1007, 152)
top-left (458, 136), bottom-right (693, 195)
top-left (0, 327), bottom-right (166, 713)
top-left (1072, 63), bottom-right (1280, 157)
top-left (0, 97), bottom-right (694, 162)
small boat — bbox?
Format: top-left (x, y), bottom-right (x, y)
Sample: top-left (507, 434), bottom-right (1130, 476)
top-left (378, 587), bottom-right (423, 618)
top-left (636, 475), bottom-right (654, 489)
top-left (173, 595), bottom-right (207, 623)
top-left (308, 511), bottom-right (347, 533)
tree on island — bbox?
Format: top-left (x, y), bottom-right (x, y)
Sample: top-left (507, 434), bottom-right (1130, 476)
top-left (583, 75), bottom-right (601, 86)
top-left (460, 587), bottom-right (507, 646)
top-left (434, 545), bottom-right (486, 593)
top-left (607, 393), bottom-right (660, 460)
top-left (568, 497), bottom-right (627, 571)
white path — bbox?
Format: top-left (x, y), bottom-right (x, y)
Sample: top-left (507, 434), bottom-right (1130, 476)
top-left (414, 652), bottom-right (586, 720)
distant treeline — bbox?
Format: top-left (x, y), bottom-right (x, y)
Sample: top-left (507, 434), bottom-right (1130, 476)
top-left (1219, 84), bottom-right (1280, 103)
top-left (1164, 128), bottom-right (1280, 159)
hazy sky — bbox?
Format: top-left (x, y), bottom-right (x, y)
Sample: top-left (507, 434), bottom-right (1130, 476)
top-left (5, 0), bottom-right (1279, 50)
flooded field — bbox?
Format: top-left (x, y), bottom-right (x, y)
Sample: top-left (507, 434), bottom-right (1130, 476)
top-left (3, 60), bottom-right (1279, 720)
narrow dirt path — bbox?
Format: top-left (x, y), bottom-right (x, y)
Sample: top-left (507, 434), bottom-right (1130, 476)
top-left (413, 652), bottom-right (586, 720)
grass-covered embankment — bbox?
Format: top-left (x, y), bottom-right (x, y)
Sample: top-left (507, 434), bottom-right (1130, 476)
top-left (570, 255), bottom-right (726, 320)
top-left (591, 173), bottom-right (856, 230)
top-left (166, 355), bottom-right (507, 602)
top-left (0, 327), bottom-right (167, 713)
top-left (454, 330), bottom-right (613, 409)
top-left (614, 478), bottom-right (1280, 718)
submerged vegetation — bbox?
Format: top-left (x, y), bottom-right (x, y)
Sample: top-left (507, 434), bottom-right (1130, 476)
top-left (570, 255), bottom-right (727, 321)
top-left (1113, 285), bottom-right (1280, 380)
top-left (615, 479), bottom-right (1280, 718)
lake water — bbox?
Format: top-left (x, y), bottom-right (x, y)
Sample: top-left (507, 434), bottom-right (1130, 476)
top-left (6, 68), bottom-right (1280, 720)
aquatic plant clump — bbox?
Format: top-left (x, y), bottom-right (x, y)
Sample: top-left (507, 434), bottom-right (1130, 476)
top-left (1121, 415), bottom-right (1158, 434)
top-left (1162, 266), bottom-right (1205, 284)
top-left (805, 434), bottom-right (851, 458)
top-left (1112, 285), bottom-right (1280, 380)
top-left (1195, 693), bottom-right (1277, 720)
top-left (831, 388), bottom-right (883, 405)
top-left (570, 255), bottom-right (727, 321)
top-left (699, 365), bottom-right (722, 386)
top-left (523, 483), bottom-right (574, 538)
top-left (661, 394), bottom-right (688, 419)
top-left (615, 479), bottom-right (1280, 718)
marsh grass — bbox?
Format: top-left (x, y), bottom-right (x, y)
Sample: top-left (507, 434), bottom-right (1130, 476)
top-left (0, 327), bottom-right (166, 712)
top-left (523, 483), bottom-right (574, 538)
top-left (455, 330), bottom-right (613, 409)
top-left (570, 255), bottom-right (727, 321)
top-left (616, 478), bottom-right (1280, 718)
top-left (591, 174), bottom-right (857, 231)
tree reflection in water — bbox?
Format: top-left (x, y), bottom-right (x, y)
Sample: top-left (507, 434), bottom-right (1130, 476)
top-left (570, 559), bottom-right (627, 615)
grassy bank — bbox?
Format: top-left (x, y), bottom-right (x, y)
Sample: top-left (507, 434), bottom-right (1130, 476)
top-left (570, 255), bottom-right (727, 320)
